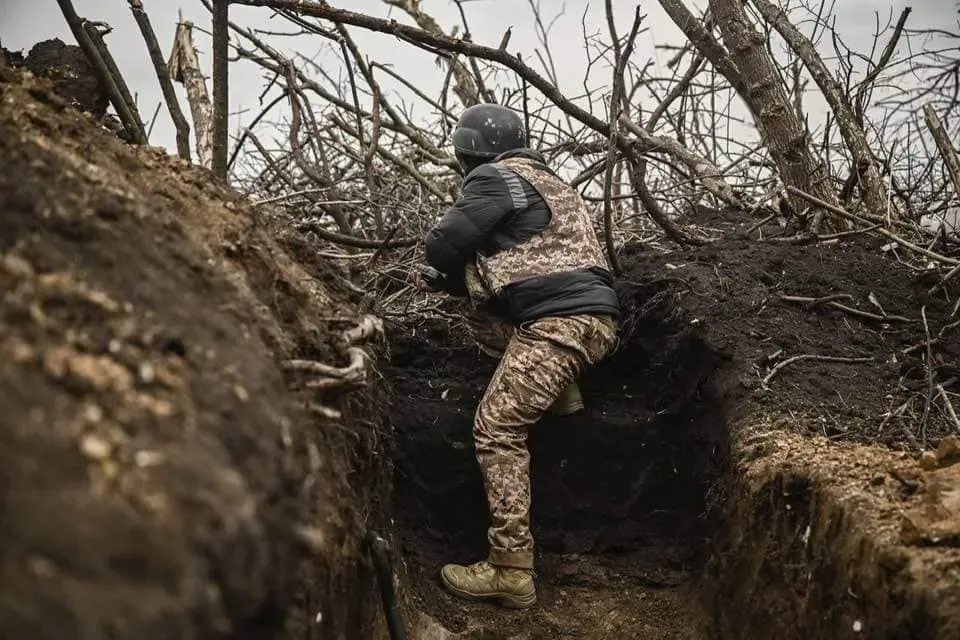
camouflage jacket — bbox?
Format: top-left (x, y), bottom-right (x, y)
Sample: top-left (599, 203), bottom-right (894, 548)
top-left (424, 149), bottom-right (620, 323)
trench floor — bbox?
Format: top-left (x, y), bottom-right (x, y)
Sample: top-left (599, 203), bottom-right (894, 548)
top-left (399, 535), bottom-right (711, 639)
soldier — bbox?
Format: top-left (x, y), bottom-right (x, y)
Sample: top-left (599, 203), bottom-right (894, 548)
top-left (413, 103), bottom-right (620, 609)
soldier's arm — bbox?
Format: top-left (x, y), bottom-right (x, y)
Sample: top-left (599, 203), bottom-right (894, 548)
top-left (423, 167), bottom-right (514, 278)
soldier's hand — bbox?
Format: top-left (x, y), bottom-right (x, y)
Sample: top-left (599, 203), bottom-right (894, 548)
top-left (411, 264), bottom-right (445, 292)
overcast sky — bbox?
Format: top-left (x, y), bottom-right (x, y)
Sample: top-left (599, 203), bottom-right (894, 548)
top-left (0, 0), bottom-right (954, 162)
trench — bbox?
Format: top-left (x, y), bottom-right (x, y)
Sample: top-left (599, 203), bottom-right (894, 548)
top-left (381, 292), bottom-right (733, 638)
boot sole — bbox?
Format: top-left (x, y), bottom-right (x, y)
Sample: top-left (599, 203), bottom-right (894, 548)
top-left (441, 579), bottom-right (537, 609)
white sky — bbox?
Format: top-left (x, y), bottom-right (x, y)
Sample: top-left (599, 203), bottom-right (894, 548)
top-left (0, 0), bottom-right (954, 166)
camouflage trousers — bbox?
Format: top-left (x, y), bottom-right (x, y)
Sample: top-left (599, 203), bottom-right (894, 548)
top-left (465, 310), bottom-right (618, 569)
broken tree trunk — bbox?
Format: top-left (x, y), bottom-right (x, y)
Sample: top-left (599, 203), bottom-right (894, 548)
top-left (749, 0), bottom-right (894, 221)
top-left (671, 0), bottom-right (840, 227)
top-left (168, 19), bottom-right (214, 169)
top-left (709, 0), bottom-right (842, 226)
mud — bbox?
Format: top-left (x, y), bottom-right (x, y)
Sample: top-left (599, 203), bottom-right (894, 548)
top-left (0, 70), bottom-right (387, 639)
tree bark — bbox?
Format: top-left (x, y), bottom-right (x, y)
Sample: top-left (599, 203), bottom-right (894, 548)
top-left (749, 0), bottom-right (893, 220)
top-left (923, 104), bottom-right (960, 208)
top-left (705, 0), bottom-right (839, 224)
top-left (127, 0), bottom-right (191, 161)
top-left (211, 0), bottom-right (230, 182)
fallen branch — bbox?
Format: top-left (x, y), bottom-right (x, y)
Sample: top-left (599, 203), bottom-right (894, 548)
top-left (766, 223), bottom-right (883, 244)
top-left (937, 384), bottom-right (960, 434)
top-left (295, 220), bottom-right (418, 249)
top-left (786, 187), bottom-right (960, 266)
top-left (779, 294), bottom-right (914, 323)
top-left (762, 353), bottom-right (874, 388)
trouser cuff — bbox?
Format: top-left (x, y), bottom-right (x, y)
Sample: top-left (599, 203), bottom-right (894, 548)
top-left (488, 548), bottom-right (534, 569)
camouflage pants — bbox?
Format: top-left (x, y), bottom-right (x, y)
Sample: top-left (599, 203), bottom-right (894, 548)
top-left (469, 313), bottom-right (618, 569)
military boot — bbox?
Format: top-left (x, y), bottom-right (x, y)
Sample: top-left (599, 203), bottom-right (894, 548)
top-left (547, 382), bottom-right (584, 415)
top-left (440, 560), bottom-right (536, 609)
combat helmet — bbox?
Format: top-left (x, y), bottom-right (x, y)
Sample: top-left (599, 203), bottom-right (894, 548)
top-left (451, 104), bottom-right (526, 170)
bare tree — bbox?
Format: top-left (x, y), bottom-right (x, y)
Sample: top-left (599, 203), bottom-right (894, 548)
top-left (53, 0), bottom-right (960, 314)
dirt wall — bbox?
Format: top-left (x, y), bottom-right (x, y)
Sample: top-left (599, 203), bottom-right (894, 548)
top-left (706, 429), bottom-right (960, 640)
top-left (0, 68), bottom-right (389, 639)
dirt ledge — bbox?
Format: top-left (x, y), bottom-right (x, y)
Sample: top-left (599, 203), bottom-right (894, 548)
top-left (705, 421), bottom-right (960, 640)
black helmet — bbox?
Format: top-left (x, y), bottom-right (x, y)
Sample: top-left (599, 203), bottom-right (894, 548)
top-left (452, 104), bottom-right (526, 160)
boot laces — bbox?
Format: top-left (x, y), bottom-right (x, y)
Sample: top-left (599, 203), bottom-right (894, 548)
top-left (467, 561), bottom-right (492, 575)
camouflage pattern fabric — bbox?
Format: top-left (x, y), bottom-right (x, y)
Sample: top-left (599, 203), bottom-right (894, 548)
top-left (475, 157), bottom-right (610, 295)
top-left (473, 313), bottom-right (618, 569)
top-left (462, 305), bottom-right (512, 358)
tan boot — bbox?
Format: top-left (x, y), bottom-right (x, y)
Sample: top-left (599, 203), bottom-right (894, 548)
top-left (547, 382), bottom-right (584, 415)
top-left (440, 560), bottom-right (536, 609)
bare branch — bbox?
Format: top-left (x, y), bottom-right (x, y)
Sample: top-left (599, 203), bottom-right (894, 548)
top-left (127, 0), bottom-right (191, 161)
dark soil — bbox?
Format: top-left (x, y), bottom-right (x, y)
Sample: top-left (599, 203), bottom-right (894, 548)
top-left (384, 209), bottom-right (960, 637)
top-left (385, 311), bottom-right (721, 638)
top-left (0, 70), bottom-right (387, 639)
top-left (617, 215), bottom-right (960, 447)
top-left (13, 39), bottom-right (109, 117)
top-left (6, 39), bottom-right (960, 640)
top-left (706, 430), bottom-right (960, 640)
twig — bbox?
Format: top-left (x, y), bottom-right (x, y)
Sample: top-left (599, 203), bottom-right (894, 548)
top-left (762, 353), bottom-right (874, 388)
top-left (929, 262), bottom-right (960, 296)
top-left (296, 220), bottom-right (418, 249)
top-left (226, 93), bottom-right (287, 171)
top-left (127, 0), bottom-right (191, 160)
top-left (921, 306), bottom-right (935, 445)
top-left (746, 213), bottom-right (776, 234)
top-left (601, 2), bottom-right (642, 276)
top-left (779, 293), bottom-right (914, 323)
top-left (145, 101), bottom-right (162, 138)
top-left (937, 384), bottom-right (960, 434)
